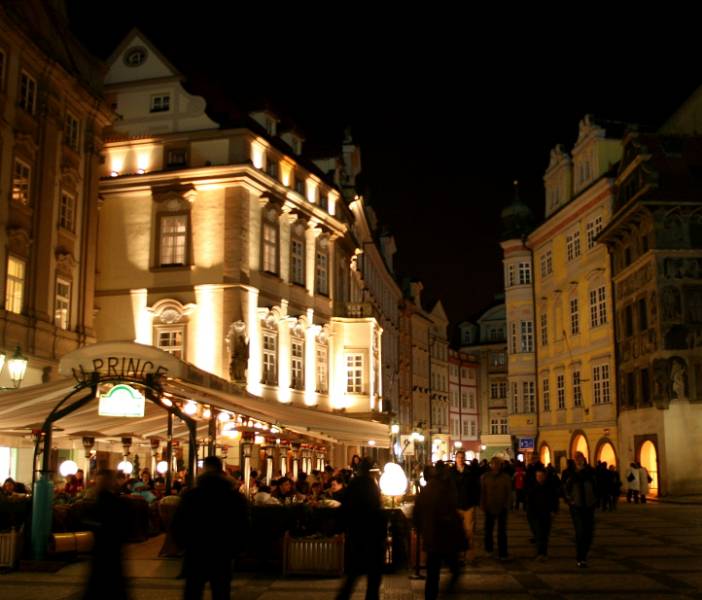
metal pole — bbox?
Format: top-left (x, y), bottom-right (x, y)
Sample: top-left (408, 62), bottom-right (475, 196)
top-left (165, 411), bottom-right (173, 495)
top-left (31, 427), bottom-right (54, 560)
top-left (208, 412), bottom-right (217, 456)
top-left (187, 421), bottom-right (197, 488)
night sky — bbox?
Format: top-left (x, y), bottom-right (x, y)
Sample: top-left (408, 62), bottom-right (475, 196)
top-left (66, 5), bottom-right (699, 330)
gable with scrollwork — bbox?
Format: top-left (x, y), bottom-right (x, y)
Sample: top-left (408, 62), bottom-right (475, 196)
top-left (6, 227), bottom-right (31, 257)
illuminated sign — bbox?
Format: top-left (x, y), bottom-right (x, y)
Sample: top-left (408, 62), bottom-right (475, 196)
top-left (98, 384), bottom-right (145, 418)
top-left (519, 437), bottom-right (535, 450)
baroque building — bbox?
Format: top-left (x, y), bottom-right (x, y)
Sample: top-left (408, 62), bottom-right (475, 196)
top-left (526, 116), bottom-right (622, 471)
top-left (94, 30), bottom-right (396, 466)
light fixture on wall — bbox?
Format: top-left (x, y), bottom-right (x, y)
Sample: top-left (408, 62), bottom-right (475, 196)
top-left (0, 346), bottom-right (28, 389)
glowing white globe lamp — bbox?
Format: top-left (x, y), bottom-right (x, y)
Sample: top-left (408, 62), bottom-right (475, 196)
top-left (379, 462), bottom-right (408, 497)
top-left (156, 460), bottom-right (169, 475)
top-left (117, 460), bottom-right (133, 475)
top-left (59, 460), bottom-right (79, 477)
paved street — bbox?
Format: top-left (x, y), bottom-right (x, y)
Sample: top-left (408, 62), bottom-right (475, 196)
top-left (0, 501), bottom-right (700, 599)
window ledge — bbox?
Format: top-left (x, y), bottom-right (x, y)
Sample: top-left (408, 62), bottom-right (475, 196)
top-left (57, 226), bottom-right (77, 241)
top-left (150, 265), bottom-right (194, 273)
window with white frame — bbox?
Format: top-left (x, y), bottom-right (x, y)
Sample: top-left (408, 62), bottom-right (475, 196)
top-left (520, 320), bottom-right (534, 352)
top-left (507, 264), bottom-right (515, 287)
top-left (570, 298), bottom-right (579, 335)
top-left (12, 158), bottom-right (31, 205)
top-left (451, 417), bottom-right (460, 438)
top-left (461, 418), bottom-right (470, 437)
top-left (266, 157), bottom-right (279, 179)
top-left (499, 417), bottom-right (508, 434)
top-left (19, 71), bottom-right (36, 114)
top-left (5, 256), bottom-right (24, 314)
top-left (262, 217), bottom-right (278, 274)
top-left (316, 344), bottom-right (327, 393)
top-left (346, 353), bottom-right (363, 393)
top-left (523, 380), bottom-right (535, 413)
top-left (490, 351), bottom-right (505, 368)
top-left (511, 382), bottom-right (519, 413)
top-left (557, 374), bottom-right (565, 409)
top-left (290, 237), bottom-right (305, 285)
top-left (468, 390), bottom-right (475, 410)
top-left (589, 286), bottom-right (607, 327)
top-left (150, 94), bottom-right (170, 113)
top-left (315, 245), bottom-right (329, 294)
top-left (470, 420), bottom-right (476, 437)
top-left (59, 191), bottom-right (75, 232)
top-left (159, 214), bottom-right (188, 266)
top-left (64, 112), bottom-right (80, 152)
top-left (518, 262), bottom-right (531, 284)
top-left (55, 278), bottom-right (71, 330)
top-left (586, 215), bottom-right (603, 249)
top-left (593, 363), bottom-right (611, 404)
top-left (291, 339), bottom-right (304, 390)
top-left (566, 230), bottom-right (581, 261)
top-left (490, 418), bottom-right (499, 434)
top-left (156, 327), bottom-right (184, 359)
top-left (460, 390), bottom-right (468, 410)
top-left (542, 377), bottom-right (550, 411)
top-left (540, 250), bottom-right (553, 277)
top-left (450, 389), bottom-right (459, 409)
top-left (540, 311), bottom-right (548, 346)
top-left (573, 370), bottom-right (582, 407)
top-left (294, 177), bottom-right (305, 195)
top-left (510, 321), bottom-right (517, 353)
top-left (262, 332), bottom-right (277, 385)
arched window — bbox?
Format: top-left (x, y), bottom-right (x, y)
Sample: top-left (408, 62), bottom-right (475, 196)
top-left (150, 299), bottom-right (195, 359)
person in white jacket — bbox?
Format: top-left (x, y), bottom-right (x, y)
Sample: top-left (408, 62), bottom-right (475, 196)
top-left (625, 462), bottom-right (640, 503)
top-left (638, 463), bottom-right (650, 503)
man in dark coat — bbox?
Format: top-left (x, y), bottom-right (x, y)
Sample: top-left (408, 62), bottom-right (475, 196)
top-left (451, 450), bottom-right (480, 563)
top-left (336, 457), bottom-right (385, 600)
top-left (82, 469), bottom-right (129, 600)
top-left (526, 465), bottom-right (559, 560)
top-left (172, 456), bottom-right (249, 600)
top-left (415, 462), bottom-right (464, 600)
top-left (480, 457), bottom-right (512, 560)
top-left (563, 451), bottom-right (598, 568)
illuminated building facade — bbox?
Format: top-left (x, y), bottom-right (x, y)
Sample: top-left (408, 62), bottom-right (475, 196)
top-left (526, 116), bottom-right (622, 471)
top-left (448, 349), bottom-right (480, 456)
top-left (95, 30), bottom-right (394, 464)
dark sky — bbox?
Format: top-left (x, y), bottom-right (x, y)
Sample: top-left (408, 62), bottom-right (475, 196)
top-left (66, 5), bottom-right (699, 328)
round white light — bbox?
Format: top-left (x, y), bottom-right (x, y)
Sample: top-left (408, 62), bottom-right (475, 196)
top-left (466, 451), bottom-right (475, 461)
top-left (517, 453), bottom-right (524, 462)
top-left (368, 440), bottom-right (376, 447)
top-left (183, 401), bottom-right (198, 416)
top-left (117, 460), bottom-right (133, 475)
top-left (59, 460), bottom-right (78, 477)
top-left (218, 411), bottom-right (230, 422)
top-left (419, 474), bottom-right (427, 487)
top-left (379, 462), bottom-right (408, 497)
top-left (417, 434), bottom-right (425, 443)
top-left (162, 398), bottom-right (173, 407)
top-left (480, 444), bottom-right (487, 451)
top-left (454, 441), bottom-right (463, 448)
top-left (390, 424), bottom-right (400, 435)
top-left (254, 434), bottom-right (265, 445)
top-left (156, 460), bottom-right (169, 475)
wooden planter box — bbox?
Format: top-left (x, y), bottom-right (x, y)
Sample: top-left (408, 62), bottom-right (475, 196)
top-left (282, 532), bottom-right (344, 577)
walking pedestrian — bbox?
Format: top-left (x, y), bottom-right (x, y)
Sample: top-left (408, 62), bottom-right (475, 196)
top-left (172, 455), bottom-right (249, 600)
top-left (480, 457), bottom-right (512, 560)
top-left (513, 462), bottom-right (526, 511)
top-left (638, 463), bottom-right (651, 503)
top-left (526, 465), bottom-right (559, 560)
top-left (625, 462), bottom-right (640, 503)
top-left (563, 451), bottom-right (598, 568)
top-left (451, 450), bottom-right (480, 564)
top-left (608, 465), bottom-right (622, 510)
top-left (414, 462), bottom-right (464, 600)
top-left (336, 457), bottom-right (385, 600)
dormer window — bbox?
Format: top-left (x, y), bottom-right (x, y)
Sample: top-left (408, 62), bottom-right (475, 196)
top-left (150, 94), bottom-right (170, 113)
top-left (294, 177), bottom-right (305, 195)
top-left (266, 158), bottom-right (279, 180)
top-left (167, 149), bottom-right (188, 168)
top-left (265, 116), bottom-right (277, 136)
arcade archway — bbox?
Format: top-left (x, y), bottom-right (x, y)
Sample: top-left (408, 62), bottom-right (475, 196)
top-left (539, 443), bottom-right (552, 467)
top-left (571, 431), bottom-right (589, 463)
top-left (596, 440), bottom-right (617, 468)
top-left (639, 440), bottom-right (659, 497)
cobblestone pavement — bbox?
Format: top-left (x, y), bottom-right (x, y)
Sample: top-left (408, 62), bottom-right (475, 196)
top-left (0, 501), bottom-right (700, 599)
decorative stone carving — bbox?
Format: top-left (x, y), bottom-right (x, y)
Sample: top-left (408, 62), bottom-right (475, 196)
top-left (55, 251), bottom-right (77, 276)
top-left (226, 320), bottom-right (249, 383)
top-left (618, 261), bottom-right (654, 298)
top-left (6, 228), bottom-right (32, 256)
top-left (662, 257), bottom-right (702, 280)
top-left (670, 357), bottom-right (688, 400)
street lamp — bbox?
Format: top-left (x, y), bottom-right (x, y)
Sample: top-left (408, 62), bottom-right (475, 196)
top-left (0, 346), bottom-right (28, 388)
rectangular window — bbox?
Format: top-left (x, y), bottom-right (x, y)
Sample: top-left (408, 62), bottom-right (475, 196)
top-left (512, 382), bottom-right (519, 413)
top-left (586, 216), bottom-right (603, 249)
top-left (150, 94), bottom-right (170, 113)
top-left (19, 71), bottom-right (36, 114)
top-left (316, 345), bottom-right (327, 393)
top-left (59, 192), bottom-right (75, 232)
top-left (55, 278), bottom-right (71, 330)
top-left (470, 420), bottom-right (476, 437)
top-left (490, 351), bottom-right (505, 368)
top-left (262, 333), bottom-right (277, 385)
top-left (159, 214), bottom-right (188, 266)
top-left (523, 380), bottom-right (535, 413)
top-left (262, 221), bottom-right (278, 273)
top-left (499, 381), bottom-right (507, 398)
top-left (460, 391), bottom-right (468, 410)
top-left (266, 158), bottom-right (279, 179)
top-left (5, 256), bottom-right (25, 314)
top-left (468, 390), bottom-right (475, 410)
top-left (573, 370), bottom-right (582, 407)
top-left (167, 149), bottom-right (188, 168)
top-left (566, 231), bottom-right (581, 261)
top-left (557, 374), bottom-right (565, 409)
top-left (507, 264), bottom-right (515, 287)
top-left (294, 178), bottom-right (305, 195)
top-left (518, 262), bottom-right (531, 285)
top-left (638, 297), bottom-right (648, 331)
top-left (156, 327), bottom-right (184, 359)
top-left (540, 312), bottom-right (548, 346)
top-left (290, 239), bottom-right (305, 285)
top-left (490, 418), bottom-right (499, 435)
top-left (510, 322), bottom-right (517, 354)
top-left (346, 354), bottom-right (363, 393)
top-left (520, 320), bottom-right (534, 352)
top-left (570, 298), bottom-right (579, 335)
top-left (315, 249), bottom-right (328, 295)
top-left (590, 286), bottom-right (608, 327)
top-left (461, 419), bottom-right (469, 437)
top-left (542, 378), bottom-right (550, 411)
top-left (592, 364), bottom-right (611, 404)
top-left (451, 389), bottom-right (459, 409)
top-left (499, 418), bottom-right (509, 434)
top-left (540, 251), bottom-right (553, 277)
top-left (291, 340), bottom-right (304, 390)
top-left (64, 112), bottom-right (80, 152)
top-left (12, 158), bottom-right (31, 205)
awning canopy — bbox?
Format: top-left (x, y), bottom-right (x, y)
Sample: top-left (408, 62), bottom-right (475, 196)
top-left (0, 341), bottom-right (389, 448)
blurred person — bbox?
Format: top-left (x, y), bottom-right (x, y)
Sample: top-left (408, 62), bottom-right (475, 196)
top-left (609, 465), bottom-right (622, 510)
top-left (638, 462), bottom-right (651, 503)
top-left (563, 451), bottom-right (597, 568)
top-left (526, 465), bottom-right (559, 560)
top-left (625, 462), bottom-right (640, 503)
top-left (451, 450), bottom-right (480, 564)
top-left (329, 476), bottom-right (346, 502)
top-left (1, 477), bottom-right (17, 496)
top-left (480, 457), bottom-right (512, 560)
